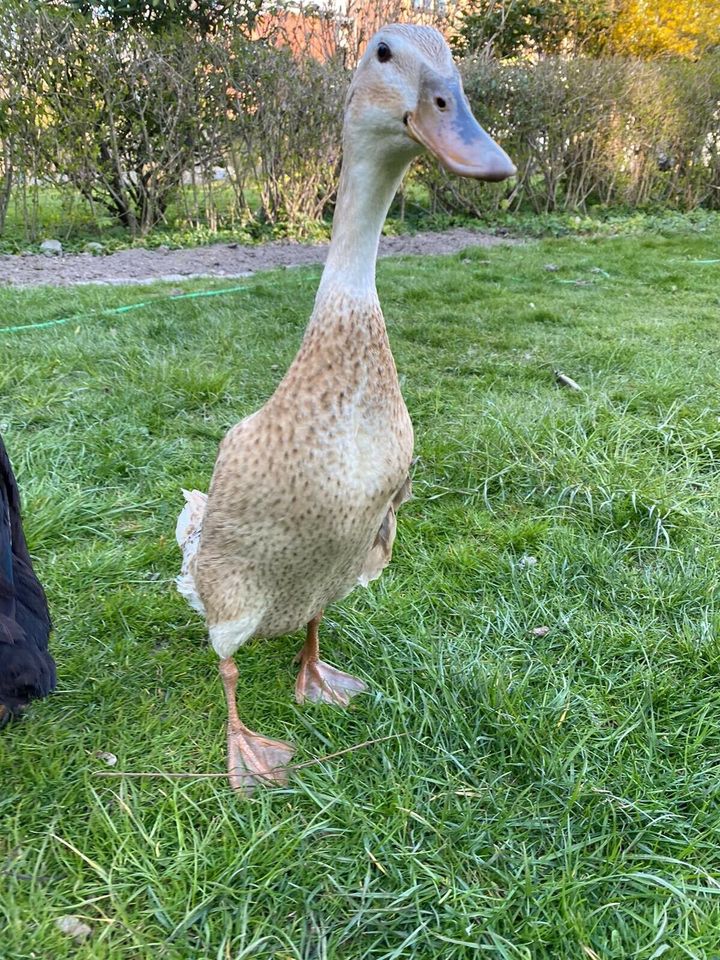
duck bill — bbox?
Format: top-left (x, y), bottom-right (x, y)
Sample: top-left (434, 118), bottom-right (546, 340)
top-left (406, 80), bottom-right (515, 182)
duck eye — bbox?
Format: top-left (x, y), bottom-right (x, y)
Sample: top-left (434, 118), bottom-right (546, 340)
top-left (376, 42), bottom-right (392, 63)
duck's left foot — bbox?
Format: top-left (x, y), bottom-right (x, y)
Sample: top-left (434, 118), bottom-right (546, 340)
top-left (227, 721), bottom-right (296, 794)
top-left (295, 658), bottom-right (367, 706)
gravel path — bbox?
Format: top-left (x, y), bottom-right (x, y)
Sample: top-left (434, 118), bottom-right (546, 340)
top-left (0, 228), bottom-right (517, 287)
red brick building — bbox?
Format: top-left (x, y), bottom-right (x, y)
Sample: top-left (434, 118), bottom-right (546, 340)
top-left (255, 1), bottom-right (460, 64)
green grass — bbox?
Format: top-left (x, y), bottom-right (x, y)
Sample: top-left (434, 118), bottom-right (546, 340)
top-left (1, 225), bottom-right (720, 958)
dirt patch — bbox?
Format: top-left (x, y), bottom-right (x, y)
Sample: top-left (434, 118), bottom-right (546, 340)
top-left (0, 228), bottom-right (518, 288)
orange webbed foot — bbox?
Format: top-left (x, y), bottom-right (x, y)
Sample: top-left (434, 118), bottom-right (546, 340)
top-left (295, 658), bottom-right (367, 707)
top-left (227, 721), bottom-right (296, 794)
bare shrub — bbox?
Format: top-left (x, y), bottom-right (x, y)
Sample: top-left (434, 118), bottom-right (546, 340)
top-left (0, 82), bottom-right (14, 235)
top-left (224, 42), bottom-right (347, 227)
top-left (2, 8), bottom-right (231, 237)
top-left (0, 2), bottom-right (36, 235)
top-left (0, 1), bottom-right (718, 242)
top-left (415, 54), bottom-right (720, 216)
top-left (621, 56), bottom-right (720, 209)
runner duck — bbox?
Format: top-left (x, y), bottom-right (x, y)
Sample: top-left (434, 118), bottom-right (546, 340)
top-left (177, 23), bottom-right (515, 792)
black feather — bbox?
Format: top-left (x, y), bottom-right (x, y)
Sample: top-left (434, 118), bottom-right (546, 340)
top-left (0, 435), bottom-right (55, 720)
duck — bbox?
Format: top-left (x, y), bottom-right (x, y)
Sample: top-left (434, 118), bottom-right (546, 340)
top-left (176, 23), bottom-right (515, 792)
top-left (0, 435), bottom-right (55, 728)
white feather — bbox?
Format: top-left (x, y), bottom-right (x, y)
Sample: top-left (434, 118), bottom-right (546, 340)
top-left (175, 488), bottom-right (208, 616)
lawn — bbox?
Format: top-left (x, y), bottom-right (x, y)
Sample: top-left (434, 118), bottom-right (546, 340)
top-left (1, 224), bottom-right (720, 959)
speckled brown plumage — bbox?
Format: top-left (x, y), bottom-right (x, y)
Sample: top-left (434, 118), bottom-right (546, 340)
top-left (194, 291), bottom-right (413, 647)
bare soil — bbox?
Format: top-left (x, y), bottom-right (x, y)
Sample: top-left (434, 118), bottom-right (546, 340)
top-left (0, 228), bottom-right (517, 287)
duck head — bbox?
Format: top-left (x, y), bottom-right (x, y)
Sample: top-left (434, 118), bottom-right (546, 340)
top-left (345, 24), bottom-right (515, 183)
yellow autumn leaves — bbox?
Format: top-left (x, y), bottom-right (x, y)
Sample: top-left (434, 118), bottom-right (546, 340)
top-left (610, 0), bottom-right (718, 58)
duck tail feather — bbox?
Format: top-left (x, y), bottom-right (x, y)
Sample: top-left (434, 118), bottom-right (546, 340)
top-left (176, 489), bottom-right (208, 550)
top-left (175, 489), bottom-right (208, 616)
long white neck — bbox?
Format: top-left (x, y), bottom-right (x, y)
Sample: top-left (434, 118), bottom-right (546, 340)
top-left (315, 140), bottom-right (410, 307)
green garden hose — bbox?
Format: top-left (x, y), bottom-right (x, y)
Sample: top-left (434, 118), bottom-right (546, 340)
top-left (0, 283), bottom-right (249, 335)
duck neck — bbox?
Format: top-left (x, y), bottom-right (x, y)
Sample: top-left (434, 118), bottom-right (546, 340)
top-left (315, 142), bottom-right (410, 309)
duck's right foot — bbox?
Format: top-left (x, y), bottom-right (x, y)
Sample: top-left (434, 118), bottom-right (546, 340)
top-left (295, 658), bottom-right (367, 707)
top-left (227, 721), bottom-right (295, 794)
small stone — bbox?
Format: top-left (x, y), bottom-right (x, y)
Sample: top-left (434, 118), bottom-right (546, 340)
top-left (519, 554), bottom-right (538, 568)
top-left (532, 625), bottom-right (550, 638)
top-left (544, 263), bottom-right (560, 272)
top-left (40, 239), bottom-right (62, 256)
top-left (84, 242), bottom-right (104, 255)
top-left (55, 916), bottom-right (92, 943)
top-left (95, 750), bottom-right (117, 766)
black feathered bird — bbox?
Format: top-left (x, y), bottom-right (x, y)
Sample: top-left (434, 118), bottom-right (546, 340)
top-left (0, 435), bottom-right (55, 727)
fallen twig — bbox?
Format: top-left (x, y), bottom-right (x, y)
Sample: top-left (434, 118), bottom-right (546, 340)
top-left (93, 733), bottom-right (406, 780)
top-left (554, 370), bottom-right (582, 391)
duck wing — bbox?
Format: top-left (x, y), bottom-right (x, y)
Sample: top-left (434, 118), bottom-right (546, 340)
top-left (357, 475), bottom-right (412, 588)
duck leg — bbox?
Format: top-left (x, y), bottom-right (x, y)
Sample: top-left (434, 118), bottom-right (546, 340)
top-left (219, 657), bottom-right (295, 793)
top-left (294, 613), bottom-right (367, 706)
